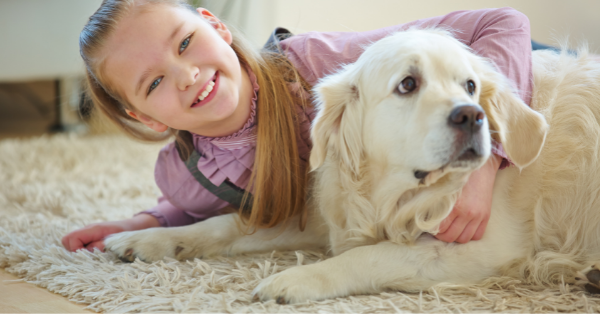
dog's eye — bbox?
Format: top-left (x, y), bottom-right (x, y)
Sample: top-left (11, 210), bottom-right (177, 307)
top-left (466, 80), bottom-right (476, 95)
top-left (398, 77), bottom-right (417, 94)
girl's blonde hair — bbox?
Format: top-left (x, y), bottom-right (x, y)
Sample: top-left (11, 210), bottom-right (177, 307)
top-left (81, 0), bottom-right (311, 231)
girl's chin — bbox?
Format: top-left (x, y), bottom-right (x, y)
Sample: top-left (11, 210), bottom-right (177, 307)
top-left (190, 110), bottom-right (243, 134)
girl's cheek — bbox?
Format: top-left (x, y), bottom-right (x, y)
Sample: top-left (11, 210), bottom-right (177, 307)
top-left (152, 90), bottom-right (175, 114)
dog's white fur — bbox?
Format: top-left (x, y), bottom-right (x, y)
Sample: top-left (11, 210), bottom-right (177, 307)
top-left (105, 29), bottom-right (600, 303)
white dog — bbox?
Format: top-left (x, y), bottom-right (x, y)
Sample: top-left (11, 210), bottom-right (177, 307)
top-left (106, 29), bottom-right (600, 303)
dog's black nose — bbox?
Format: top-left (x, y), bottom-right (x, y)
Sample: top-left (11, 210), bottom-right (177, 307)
top-left (448, 105), bottom-right (485, 134)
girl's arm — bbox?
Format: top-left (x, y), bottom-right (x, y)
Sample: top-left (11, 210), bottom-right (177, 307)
top-left (149, 141), bottom-right (242, 226)
top-left (63, 140), bottom-right (236, 252)
top-left (61, 197), bottom-right (211, 252)
top-left (61, 213), bottom-right (160, 252)
top-left (139, 196), bottom-right (207, 227)
top-left (282, 7), bottom-right (532, 104)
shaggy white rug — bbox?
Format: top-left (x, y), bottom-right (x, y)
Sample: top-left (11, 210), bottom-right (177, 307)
top-left (1, 134), bottom-right (600, 313)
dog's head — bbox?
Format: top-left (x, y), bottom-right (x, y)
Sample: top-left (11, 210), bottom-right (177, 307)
top-left (311, 29), bottom-right (547, 185)
top-left (310, 29), bottom-right (548, 242)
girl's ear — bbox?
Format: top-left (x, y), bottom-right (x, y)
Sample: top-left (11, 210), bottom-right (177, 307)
top-left (196, 8), bottom-right (232, 45)
top-left (125, 109), bottom-right (169, 133)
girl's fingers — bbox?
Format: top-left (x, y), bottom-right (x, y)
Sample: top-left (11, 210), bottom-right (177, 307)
top-left (67, 235), bottom-right (86, 252)
top-left (85, 241), bottom-right (105, 252)
top-left (437, 210), bottom-right (457, 234)
top-left (455, 219), bottom-right (481, 243)
top-left (64, 226), bottom-right (104, 252)
top-left (61, 234), bottom-right (71, 251)
top-left (471, 217), bottom-right (489, 241)
top-left (435, 216), bottom-right (469, 243)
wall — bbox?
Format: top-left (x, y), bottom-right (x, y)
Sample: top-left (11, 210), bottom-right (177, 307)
top-left (271, 0), bottom-right (600, 53)
top-left (202, 0), bottom-right (276, 49)
top-left (1, 0), bottom-right (597, 83)
top-left (0, 0), bottom-right (103, 82)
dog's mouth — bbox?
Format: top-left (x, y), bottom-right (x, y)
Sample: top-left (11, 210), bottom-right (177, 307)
top-left (414, 167), bottom-right (446, 186)
top-left (454, 147), bottom-right (481, 163)
top-left (414, 146), bottom-right (484, 185)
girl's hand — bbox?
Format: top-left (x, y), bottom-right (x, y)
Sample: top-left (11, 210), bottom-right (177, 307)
top-left (435, 154), bottom-right (501, 243)
top-left (61, 214), bottom-right (160, 252)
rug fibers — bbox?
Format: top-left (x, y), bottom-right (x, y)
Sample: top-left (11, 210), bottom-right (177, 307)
top-left (1, 133), bottom-right (599, 313)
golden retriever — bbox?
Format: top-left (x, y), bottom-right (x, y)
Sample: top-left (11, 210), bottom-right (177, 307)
top-left (105, 29), bottom-right (600, 303)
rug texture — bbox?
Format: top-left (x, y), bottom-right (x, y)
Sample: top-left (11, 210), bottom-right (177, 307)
top-left (1, 134), bottom-right (600, 313)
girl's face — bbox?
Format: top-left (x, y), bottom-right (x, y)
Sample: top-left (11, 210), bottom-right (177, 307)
top-left (102, 5), bottom-right (252, 137)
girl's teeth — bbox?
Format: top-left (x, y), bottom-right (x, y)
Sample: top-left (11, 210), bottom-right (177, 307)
top-left (196, 79), bottom-right (216, 103)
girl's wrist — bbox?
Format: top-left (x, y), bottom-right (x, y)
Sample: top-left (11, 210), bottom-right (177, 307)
top-left (488, 153), bottom-right (502, 173)
top-left (124, 214), bottom-right (161, 231)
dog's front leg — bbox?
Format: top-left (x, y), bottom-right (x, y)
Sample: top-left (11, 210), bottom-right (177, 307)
top-left (253, 237), bottom-right (497, 303)
top-left (105, 211), bottom-right (328, 262)
top-left (105, 213), bottom-right (248, 262)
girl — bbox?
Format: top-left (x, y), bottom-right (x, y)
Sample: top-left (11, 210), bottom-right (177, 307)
top-left (62, 0), bottom-right (532, 252)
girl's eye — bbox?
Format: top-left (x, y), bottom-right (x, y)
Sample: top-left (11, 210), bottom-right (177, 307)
top-left (148, 77), bottom-right (162, 95)
top-left (179, 35), bottom-right (192, 54)
top-left (397, 76), bottom-right (417, 94)
top-left (466, 80), bottom-right (476, 95)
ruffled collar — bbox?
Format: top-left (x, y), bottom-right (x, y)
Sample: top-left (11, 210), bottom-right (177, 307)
top-left (192, 67), bottom-right (259, 150)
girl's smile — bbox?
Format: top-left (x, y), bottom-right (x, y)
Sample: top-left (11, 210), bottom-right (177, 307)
top-left (192, 72), bottom-right (219, 108)
top-left (101, 4), bottom-right (253, 137)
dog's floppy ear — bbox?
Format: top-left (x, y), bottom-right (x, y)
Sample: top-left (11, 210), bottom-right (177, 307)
top-left (475, 58), bottom-right (548, 169)
top-left (310, 66), bottom-right (363, 174)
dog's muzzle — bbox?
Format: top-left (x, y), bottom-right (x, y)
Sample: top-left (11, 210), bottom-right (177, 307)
top-left (413, 104), bottom-right (487, 183)
top-left (448, 104), bottom-right (485, 134)
top-left (448, 104), bottom-right (487, 161)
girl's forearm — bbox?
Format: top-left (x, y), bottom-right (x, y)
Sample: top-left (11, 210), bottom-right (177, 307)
top-left (123, 213), bottom-right (161, 231)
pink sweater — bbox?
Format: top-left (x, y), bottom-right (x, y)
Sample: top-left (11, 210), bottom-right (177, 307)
top-left (141, 7), bottom-right (532, 227)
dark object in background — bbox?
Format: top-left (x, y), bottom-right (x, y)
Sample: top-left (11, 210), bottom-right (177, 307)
top-left (532, 39), bottom-right (576, 55)
top-left (78, 90), bottom-right (93, 121)
top-left (0, 80), bottom-right (57, 135)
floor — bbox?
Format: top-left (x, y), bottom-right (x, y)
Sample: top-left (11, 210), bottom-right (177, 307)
top-left (0, 270), bottom-right (90, 313)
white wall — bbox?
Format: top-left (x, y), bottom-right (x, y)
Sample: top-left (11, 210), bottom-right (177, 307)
top-left (271, 0), bottom-right (600, 53)
top-left (0, 0), bottom-right (103, 82)
top-left (202, 0), bottom-right (276, 49)
top-left (0, 0), bottom-right (598, 82)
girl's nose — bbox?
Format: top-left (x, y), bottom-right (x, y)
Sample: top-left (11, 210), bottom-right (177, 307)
top-left (175, 63), bottom-right (199, 91)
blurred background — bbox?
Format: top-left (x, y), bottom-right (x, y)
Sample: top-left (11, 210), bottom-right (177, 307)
top-left (1, 0), bottom-right (599, 139)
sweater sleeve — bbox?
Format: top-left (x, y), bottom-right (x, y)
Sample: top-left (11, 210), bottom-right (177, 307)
top-left (137, 142), bottom-right (232, 227)
top-left (281, 7), bottom-right (531, 105)
top-left (137, 196), bottom-right (205, 227)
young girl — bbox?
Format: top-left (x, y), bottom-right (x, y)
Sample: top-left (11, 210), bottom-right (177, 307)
top-left (62, 0), bottom-right (532, 252)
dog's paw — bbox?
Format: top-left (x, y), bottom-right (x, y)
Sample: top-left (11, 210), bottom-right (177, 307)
top-left (252, 265), bottom-right (341, 304)
top-left (104, 228), bottom-right (182, 263)
top-left (575, 263), bottom-right (600, 294)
